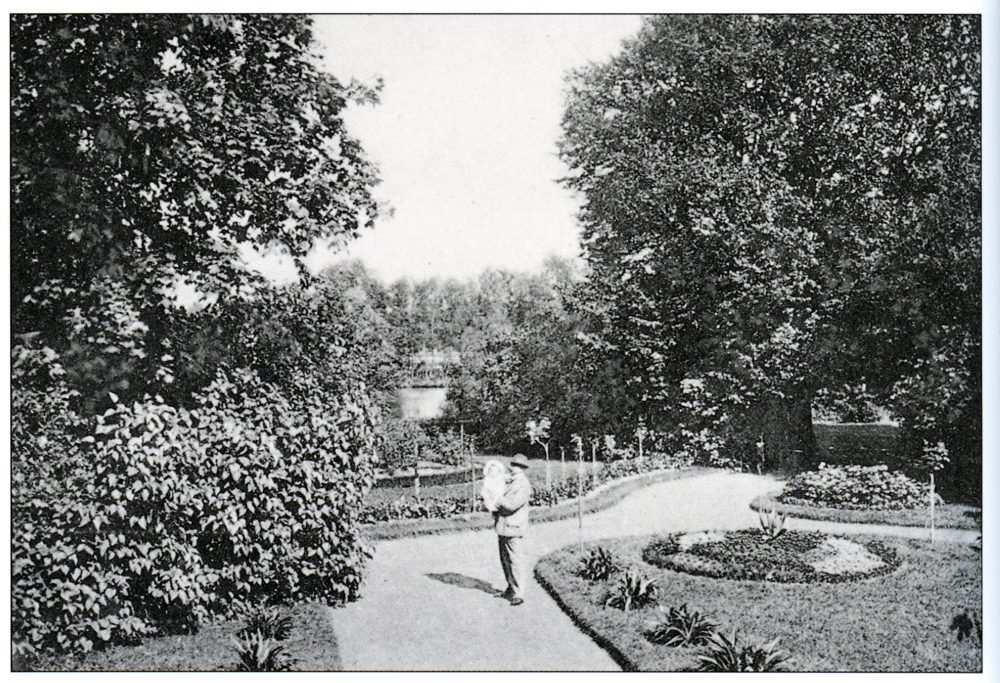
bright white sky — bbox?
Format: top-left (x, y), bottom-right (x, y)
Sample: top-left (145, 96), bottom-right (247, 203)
top-left (294, 14), bottom-right (644, 285)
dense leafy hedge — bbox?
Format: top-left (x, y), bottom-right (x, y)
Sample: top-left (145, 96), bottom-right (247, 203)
top-left (13, 354), bottom-right (377, 658)
top-left (779, 463), bottom-right (940, 511)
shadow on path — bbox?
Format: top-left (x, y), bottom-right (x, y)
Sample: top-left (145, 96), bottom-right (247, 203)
top-left (426, 572), bottom-right (500, 596)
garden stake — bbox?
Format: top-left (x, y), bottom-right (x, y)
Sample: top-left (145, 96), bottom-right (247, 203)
top-left (592, 441), bottom-right (598, 488)
top-left (578, 441), bottom-right (584, 552)
top-left (413, 437), bottom-right (420, 502)
top-left (930, 473), bottom-right (935, 543)
top-left (468, 427), bottom-right (477, 512)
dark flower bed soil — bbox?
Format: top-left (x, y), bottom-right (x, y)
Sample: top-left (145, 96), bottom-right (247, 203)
top-left (642, 529), bottom-right (900, 584)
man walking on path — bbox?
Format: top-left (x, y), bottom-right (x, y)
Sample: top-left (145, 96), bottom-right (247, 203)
top-left (494, 453), bottom-right (532, 606)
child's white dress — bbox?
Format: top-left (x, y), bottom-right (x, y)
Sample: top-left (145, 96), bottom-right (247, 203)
top-left (480, 459), bottom-right (506, 512)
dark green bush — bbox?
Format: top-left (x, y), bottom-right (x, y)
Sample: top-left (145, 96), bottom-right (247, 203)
top-left (950, 610), bottom-right (982, 646)
top-left (236, 607), bottom-right (294, 642)
top-left (232, 632), bottom-right (296, 672)
top-left (232, 607), bottom-right (296, 672)
top-left (646, 603), bottom-right (717, 647)
top-left (578, 547), bottom-right (620, 582)
top-left (13, 361), bottom-right (377, 658)
top-left (696, 630), bottom-right (791, 672)
top-left (605, 570), bottom-right (658, 611)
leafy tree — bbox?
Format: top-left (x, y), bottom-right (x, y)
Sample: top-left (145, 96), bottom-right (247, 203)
top-left (11, 14), bottom-right (379, 407)
top-left (442, 260), bottom-right (627, 452)
top-left (11, 14), bottom-right (386, 657)
top-left (560, 15), bottom-right (980, 474)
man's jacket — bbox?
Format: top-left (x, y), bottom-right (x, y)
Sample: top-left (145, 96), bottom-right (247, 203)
top-left (493, 471), bottom-right (531, 537)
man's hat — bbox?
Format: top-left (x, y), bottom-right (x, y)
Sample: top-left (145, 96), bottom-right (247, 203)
top-left (510, 453), bottom-right (530, 469)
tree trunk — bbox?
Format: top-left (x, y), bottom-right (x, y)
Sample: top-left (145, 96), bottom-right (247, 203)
top-left (762, 389), bottom-right (817, 475)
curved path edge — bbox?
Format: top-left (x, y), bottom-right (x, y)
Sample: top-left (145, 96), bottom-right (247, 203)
top-left (533, 564), bottom-right (640, 672)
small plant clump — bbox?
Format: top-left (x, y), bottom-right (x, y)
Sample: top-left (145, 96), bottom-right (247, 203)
top-left (950, 610), bottom-right (982, 646)
top-left (696, 630), bottom-right (791, 672)
top-left (579, 547), bottom-right (620, 582)
top-left (231, 607), bottom-right (296, 672)
top-left (646, 603), bottom-right (717, 647)
top-left (757, 498), bottom-right (788, 541)
top-left (780, 463), bottom-right (941, 510)
top-left (605, 570), bottom-right (658, 611)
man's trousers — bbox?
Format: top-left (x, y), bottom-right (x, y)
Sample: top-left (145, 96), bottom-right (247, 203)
top-left (498, 534), bottom-right (525, 599)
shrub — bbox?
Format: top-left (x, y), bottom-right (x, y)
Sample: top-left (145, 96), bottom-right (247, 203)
top-left (605, 570), bottom-right (658, 611)
top-left (780, 463), bottom-right (941, 510)
top-left (757, 498), bottom-right (788, 541)
top-left (950, 611), bottom-right (982, 646)
top-left (578, 547), bottom-right (620, 582)
top-left (696, 630), bottom-right (791, 672)
top-left (13, 363), bottom-right (378, 657)
top-left (232, 606), bottom-right (296, 672)
top-left (646, 603), bottom-right (717, 647)
top-left (236, 606), bottom-right (294, 642)
top-left (373, 417), bottom-right (431, 473)
top-left (232, 632), bottom-right (296, 672)
top-left (425, 428), bottom-right (475, 466)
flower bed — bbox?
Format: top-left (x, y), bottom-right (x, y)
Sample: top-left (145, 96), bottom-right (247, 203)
top-left (642, 529), bottom-right (900, 584)
top-left (779, 464), bottom-right (938, 510)
top-left (361, 454), bottom-right (691, 525)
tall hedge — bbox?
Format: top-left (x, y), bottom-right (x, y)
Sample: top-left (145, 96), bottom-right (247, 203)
top-left (13, 347), bottom-right (377, 657)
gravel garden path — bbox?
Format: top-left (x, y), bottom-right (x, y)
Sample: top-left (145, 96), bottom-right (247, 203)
top-left (326, 469), bottom-right (979, 671)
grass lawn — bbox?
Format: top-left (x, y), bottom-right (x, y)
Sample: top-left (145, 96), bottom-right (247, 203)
top-left (752, 494), bottom-right (982, 530)
top-left (536, 533), bottom-right (982, 672)
top-left (22, 602), bottom-right (341, 672)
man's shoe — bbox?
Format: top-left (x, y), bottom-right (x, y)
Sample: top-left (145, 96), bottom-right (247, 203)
top-left (510, 598), bottom-right (524, 606)
top-left (498, 589), bottom-right (514, 600)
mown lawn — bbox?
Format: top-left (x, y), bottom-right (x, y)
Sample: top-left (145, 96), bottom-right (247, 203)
top-left (22, 602), bottom-right (341, 672)
top-left (753, 494), bottom-right (982, 530)
top-left (536, 534), bottom-right (982, 672)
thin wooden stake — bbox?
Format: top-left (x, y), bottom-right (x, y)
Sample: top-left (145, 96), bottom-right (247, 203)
top-left (930, 473), bottom-right (936, 543)
top-left (413, 437), bottom-right (420, 501)
top-left (578, 441), bottom-right (584, 551)
top-left (591, 441), bottom-right (598, 488)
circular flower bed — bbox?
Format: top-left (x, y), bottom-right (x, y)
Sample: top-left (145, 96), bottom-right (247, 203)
top-left (643, 530), bottom-right (900, 584)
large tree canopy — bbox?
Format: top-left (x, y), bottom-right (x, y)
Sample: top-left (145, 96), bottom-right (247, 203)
top-left (11, 14), bottom-right (379, 406)
top-left (560, 15), bottom-right (980, 473)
